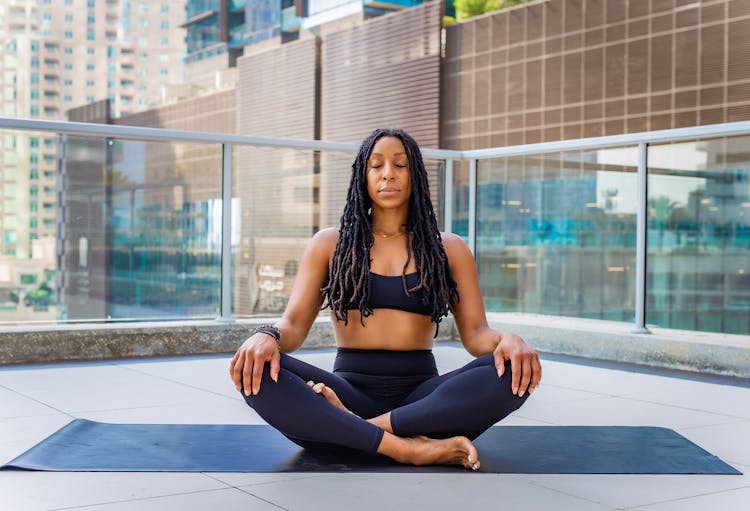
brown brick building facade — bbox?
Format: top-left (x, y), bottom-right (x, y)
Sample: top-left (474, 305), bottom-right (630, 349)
top-left (442, 0), bottom-right (750, 150)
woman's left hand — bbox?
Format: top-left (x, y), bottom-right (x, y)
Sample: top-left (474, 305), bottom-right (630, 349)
top-left (493, 333), bottom-right (542, 397)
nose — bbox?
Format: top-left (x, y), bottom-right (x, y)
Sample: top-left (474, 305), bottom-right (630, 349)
top-left (381, 162), bottom-right (395, 179)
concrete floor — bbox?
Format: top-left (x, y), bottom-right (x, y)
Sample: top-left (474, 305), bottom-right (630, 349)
top-left (1, 345), bottom-right (749, 511)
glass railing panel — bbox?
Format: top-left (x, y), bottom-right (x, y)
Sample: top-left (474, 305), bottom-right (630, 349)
top-left (61, 136), bottom-right (223, 323)
top-left (233, 146), bottom-right (327, 317)
top-left (475, 148), bottom-right (638, 320)
top-left (450, 159), bottom-right (470, 238)
top-left (647, 137), bottom-right (750, 335)
top-left (0, 129), bottom-right (60, 324)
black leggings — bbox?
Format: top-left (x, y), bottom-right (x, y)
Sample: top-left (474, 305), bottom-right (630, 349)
top-left (243, 348), bottom-right (528, 453)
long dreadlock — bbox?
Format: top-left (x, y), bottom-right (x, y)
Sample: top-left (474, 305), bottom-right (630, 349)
top-left (320, 128), bottom-right (459, 333)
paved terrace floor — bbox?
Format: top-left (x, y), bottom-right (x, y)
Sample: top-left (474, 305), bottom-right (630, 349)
top-left (1, 344), bottom-right (749, 511)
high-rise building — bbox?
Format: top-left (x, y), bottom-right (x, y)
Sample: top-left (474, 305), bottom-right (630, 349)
top-left (182, 0), bottom-right (444, 89)
top-left (0, 0), bottom-right (186, 318)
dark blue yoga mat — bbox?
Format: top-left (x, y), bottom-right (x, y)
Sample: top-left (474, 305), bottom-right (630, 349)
top-left (1, 419), bottom-right (741, 474)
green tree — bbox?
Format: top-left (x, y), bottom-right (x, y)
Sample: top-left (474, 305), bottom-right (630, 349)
top-left (23, 282), bottom-right (54, 308)
top-left (453, 0), bottom-right (530, 21)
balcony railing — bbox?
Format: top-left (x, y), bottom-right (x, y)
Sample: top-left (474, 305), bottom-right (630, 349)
top-left (1, 116), bottom-right (749, 337)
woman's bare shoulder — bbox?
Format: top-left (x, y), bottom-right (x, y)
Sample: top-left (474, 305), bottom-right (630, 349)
top-left (307, 227), bottom-right (339, 259)
top-left (312, 227), bottom-right (340, 245)
top-left (440, 231), bottom-right (468, 251)
top-left (440, 232), bottom-right (473, 265)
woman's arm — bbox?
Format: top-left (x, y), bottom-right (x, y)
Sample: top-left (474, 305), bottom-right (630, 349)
top-left (443, 232), bottom-right (541, 397)
top-left (230, 228), bottom-right (336, 396)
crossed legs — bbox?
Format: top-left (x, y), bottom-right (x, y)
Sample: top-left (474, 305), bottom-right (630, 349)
top-left (242, 352), bottom-right (528, 469)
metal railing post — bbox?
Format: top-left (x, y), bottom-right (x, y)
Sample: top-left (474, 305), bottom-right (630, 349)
top-left (633, 142), bottom-right (651, 334)
top-left (468, 158), bottom-right (477, 256)
top-left (220, 143), bottom-right (233, 322)
top-left (443, 159), bottom-right (453, 233)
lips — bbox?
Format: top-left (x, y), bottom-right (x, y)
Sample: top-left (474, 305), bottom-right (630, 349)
top-left (379, 187), bottom-right (399, 193)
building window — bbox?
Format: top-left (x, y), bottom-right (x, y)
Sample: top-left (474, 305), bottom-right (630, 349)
top-left (139, 3), bottom-right (148, 13)
top-left (86, 95), bottom-right (94, 103)
top-left (64, 31), bottom-right (73, 39)
top-left (31, 57), bottom-right (39, 68)
top-left (64, 79), bottom-right (72, 86)
top-left (86, 64), bottom-right (95, 71)
top-left (86, 80), bottom-right (94, 87)
top-left (87, 14), bottom-right (95, 24)
top-left (160, 69), bottom-right (168, 76)
top-left (64, 63), bottom-right (72, 70)
top-left (140, 19), bottom-right (148, 28)
top-left (30, 202), bottom-right (39, 212)
top-left (160, 37), bottom-right (169, 46)
top-left (30, 185), bottom-right (39, 196)
top-left (161, 21), bottom-right (169, 29)
top-left (31, 73), bottom-right (39, 84)
top-left (87, 48), bottom-right (95, 55)
top-left (30, 105), bottom-right (39, 116)
top-left (30, 170), bottom-right (39, 180)
top-left (29, 218), bottom-right (38, 229)
top-left (64, 95), bottom-right (72, 102)
top-left (31, 40), bottom-right (40, 51)
top-left (30, 138), bottom-right (39, 148)
top-left (161, 4), bottom-right (168, 13)
top-left (87, 29), bottom-right (95, 40)
top-left (30, 89), bottom-right (39, 100)
top-left (64, 47), bottom-right (73, 55)
top-left (64, 13), bottom-right (73, 22)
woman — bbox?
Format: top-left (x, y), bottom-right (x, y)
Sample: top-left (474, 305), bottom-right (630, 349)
top-left (230, 128), bottom-right (541, 470)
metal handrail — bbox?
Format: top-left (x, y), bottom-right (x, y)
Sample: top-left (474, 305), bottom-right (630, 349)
top-left (13, 117), bottom-right (750, 160)
top-left (0, 117), bottom-right (464, 159)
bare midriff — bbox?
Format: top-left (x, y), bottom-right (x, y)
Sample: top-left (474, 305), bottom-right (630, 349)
top-left (332, 308), bottom-right (435, 350)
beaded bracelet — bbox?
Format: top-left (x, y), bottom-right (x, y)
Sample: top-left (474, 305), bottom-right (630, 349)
top-left (252, 324), bottom-right (282, 348)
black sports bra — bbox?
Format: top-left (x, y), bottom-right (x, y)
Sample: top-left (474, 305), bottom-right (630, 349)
top-left (345, 272), bottom-right (432, 316)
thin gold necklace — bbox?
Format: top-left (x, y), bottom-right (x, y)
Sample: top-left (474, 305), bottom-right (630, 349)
top-left (373, 230), bottom-right (406, 239)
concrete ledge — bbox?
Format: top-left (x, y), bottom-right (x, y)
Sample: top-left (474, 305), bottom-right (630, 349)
top-left (487, 313), bottom-right (750, 379)
top-left (2, 314), bottom-right (749, 379)
top-left (0, 316), bottom-right (457, 365)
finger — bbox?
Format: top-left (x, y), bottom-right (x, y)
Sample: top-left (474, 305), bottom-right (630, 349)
top-left (242, 357), bottom-right (254, 396)
top-left (251, 356), bottom-right (265, 395)
top-left (518, 357), bottom-right (532, 397)
top-left (230, 353), bottom-right (242, 390)
top-left (529, 355), bottom-right (542, 393)
top-left (307, 380), bottom-right (315, 387)
top-left (510, 354), bottom-right (521, 395)
top-left (312, 383), bottom-right (325, 393)
top-left (270, 349), bottom-right (280, 383)
top-left (493, 349), bottom-right (505, 378)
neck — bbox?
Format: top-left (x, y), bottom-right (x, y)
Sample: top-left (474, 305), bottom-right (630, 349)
top-left (371, 207), bottom-right (408, 235)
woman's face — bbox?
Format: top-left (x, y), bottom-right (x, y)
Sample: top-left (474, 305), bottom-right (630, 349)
top-left (366, 136), bottom-right (411, 212)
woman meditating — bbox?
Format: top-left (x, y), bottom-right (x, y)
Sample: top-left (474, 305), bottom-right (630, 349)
top-left (230, 128), bottom-right (541, 470)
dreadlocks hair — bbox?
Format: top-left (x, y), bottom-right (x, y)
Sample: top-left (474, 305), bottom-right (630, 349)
top-left (320, 128), bottom-right (459, 332)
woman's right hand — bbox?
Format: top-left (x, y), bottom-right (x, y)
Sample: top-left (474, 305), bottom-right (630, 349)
top-left (229, 333), bottom-right (281, 396)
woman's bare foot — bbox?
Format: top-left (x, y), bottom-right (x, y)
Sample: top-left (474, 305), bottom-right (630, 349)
top-left (380, 433), bottom-right (480, 471)
top-left (307, 381), bottom-right (353, 414)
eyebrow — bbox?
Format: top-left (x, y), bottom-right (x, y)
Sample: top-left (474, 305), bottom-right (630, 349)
top-left (370, 152), bottom-right (407, 157)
